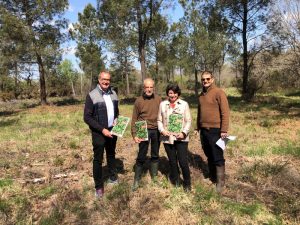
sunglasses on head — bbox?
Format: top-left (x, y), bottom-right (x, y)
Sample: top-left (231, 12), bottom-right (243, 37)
top-left (201, 78), bottom-right (211, 82)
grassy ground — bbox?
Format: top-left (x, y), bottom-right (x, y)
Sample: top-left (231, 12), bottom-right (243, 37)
top-left (0, 90), bottom-right (299, 225)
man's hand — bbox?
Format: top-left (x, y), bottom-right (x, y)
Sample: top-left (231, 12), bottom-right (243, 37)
top-left (112, 118), bottom-right (117, 126)
top-left (221, 132), bottom-right (228, 139)
top-left (134, 136), bottom-right (142, 143)
top-left (102, 128), bottom-right (113, 138)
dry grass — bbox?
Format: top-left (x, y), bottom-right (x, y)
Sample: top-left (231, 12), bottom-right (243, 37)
top-left (0, 92), bottom-right (299, 225)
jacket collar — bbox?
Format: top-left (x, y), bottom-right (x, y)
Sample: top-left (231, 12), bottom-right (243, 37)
top-left (97, 84), bottom-right (112, 95)
top-left (201, 83), bottom-right (216, 95)
top-left (166, 98), bottom-right (182, 105)
top-left (143, 92), bottom-right (154, 99)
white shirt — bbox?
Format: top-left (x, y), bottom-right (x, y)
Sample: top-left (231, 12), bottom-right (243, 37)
top-left (99, 85), bottom-right (114, 127)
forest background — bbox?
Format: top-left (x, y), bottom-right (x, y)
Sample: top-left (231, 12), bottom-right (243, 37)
top-left (1, 0), bottom-right (300, 101)
top-left (0, 0), bottom-right (299, 224)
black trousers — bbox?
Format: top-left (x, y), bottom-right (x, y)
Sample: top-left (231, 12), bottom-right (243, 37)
top-left (92, 131), bottom-right (117, 189)
top-left (136, 129), bottom-right (160, 166)
top-left (200, 128), bottom-right (225, 166)
top-left (164, 141), bottom-right (191, 186)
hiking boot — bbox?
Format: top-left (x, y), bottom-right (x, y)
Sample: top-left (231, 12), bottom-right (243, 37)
top-left (183, 184), bottom-right (191, 192)
top-left (95, 188), bottom-right (104, 198)
top-left (132, 164), bottom-right (143, 191)
top-left (150, 161), bottom-right (159, 182)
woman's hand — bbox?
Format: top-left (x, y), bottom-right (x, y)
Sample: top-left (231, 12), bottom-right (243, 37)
top-left (161, 130), bottom-right (170, 137)
top-left (176, 132), bottom-right (185, 139)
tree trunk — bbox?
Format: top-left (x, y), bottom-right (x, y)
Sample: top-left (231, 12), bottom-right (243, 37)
top-left (125, 54), bottom-right (130, 95)
top-left (90, 69), bottom-right (93, 91)
top-left (194, 68), bottom-right (198, 96)
top-left (218, 67), bottom-right (221, 87)
top-left (36, 54), bottom-right (47, 105)
top-left (71, 80), bottom-right (76, 97)
top-left (14, 62), bottom-right (19, 99)
top-left (155, 40), bottom-right (159, 83)
top-left (242, 2), bottom-right (249, 98)
top-left (136, 1), bottom-right (147, 82)
top-left (139, 46), bottom-right (146, 81)
top-left (80, 72), bottom-right (83, 97)
top-left (180, 66), bottom-right (183, 84)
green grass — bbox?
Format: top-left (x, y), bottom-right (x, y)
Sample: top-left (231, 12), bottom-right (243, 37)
top-left (246, 144), bottom-right (269, 157)
top-left (53, 155), bottom-right (65, 166)
top-left (239, 161), bottom-right (287, 183)
top-left (223, 200), bottom-right (262, 217)
top-left (39, 208), bottom-right (64, 225)
top-left (38, 186), bottom-right (56, 199)
top-left (272, 141), bottom-right (300, 157)
top-left (273, 195), bottom-right (300, 218)
top-left (0, 94), bottom-right (299, 224)
top-left (0, 178), bottom-right (13, 188)
top-left (105, 182), bottom-right (130, 202)
top-left (0, 198), bottom-right (11, 218)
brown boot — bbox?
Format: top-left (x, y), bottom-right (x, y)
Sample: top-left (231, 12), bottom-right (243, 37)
top-left (216, 165), bottom-right (225, 194)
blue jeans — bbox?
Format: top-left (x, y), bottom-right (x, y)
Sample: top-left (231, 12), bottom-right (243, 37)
top-left (136, 129), bottom-right (160, 166)
top-left (164, 141), bottom-right (191, 186)
top-left (200, 128), bottom-right (225, 166)
top-left (92, 131), bottom-right (117, 189)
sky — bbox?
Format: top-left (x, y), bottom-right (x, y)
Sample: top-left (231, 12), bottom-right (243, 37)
top-left (62, 0), bottom-right (184, 71)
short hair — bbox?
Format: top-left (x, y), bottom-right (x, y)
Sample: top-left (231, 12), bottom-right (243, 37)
top-left (98, 71), bottom-right (110, 79)
top-left (201, 71), bottom-right (214, 78)
top-left (165, 83), bottom-right (181, 96)
top-left (143, 78), bottom-right (154, 87)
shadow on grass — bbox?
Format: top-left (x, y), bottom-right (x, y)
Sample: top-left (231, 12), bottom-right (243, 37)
top-left (158, 156), bottom-right (170, 178)
top-left (227, 95), bottom-right (300, 117)
top-left (188, 150), bottom-right (209, 178)
top-left (128, 156), bottom-right (170, 179)
top-left (103, 158), bottom-right (126, 182)
top-left (20, 102), bottom-right (40, 109)
top-left (0, 110), bottom-right (18, 117)
top-left (53, 98), bottom-right (83, 106)
top-left (285, 90), bottom-right (300, 97)
top-left (0, 118), bottom-right (19, 127)
top-left (120, 97), bottom-right (136, 105)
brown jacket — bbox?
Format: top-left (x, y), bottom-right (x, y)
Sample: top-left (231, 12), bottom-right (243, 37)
top-left (131, 94), bottom-right (162, 137)
top-left (197, 84), bottom-right (230, 132)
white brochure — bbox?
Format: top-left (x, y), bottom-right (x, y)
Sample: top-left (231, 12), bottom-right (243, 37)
top-left (216, 136), bottom-right (237, 150)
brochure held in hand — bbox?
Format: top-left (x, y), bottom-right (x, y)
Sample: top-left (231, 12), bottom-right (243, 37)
top-left (111, 116), bottom-right (130, 137)
top-left (135, 120), bottom-right (148, 141)
top-left (168, 114), bottom-right (183, 134)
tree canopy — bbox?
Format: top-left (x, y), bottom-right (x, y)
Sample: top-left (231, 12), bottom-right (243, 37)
top-left (1, 0), bottom-right (300, 101)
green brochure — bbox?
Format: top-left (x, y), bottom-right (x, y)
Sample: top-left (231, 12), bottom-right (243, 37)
top-left (168, 114), bottom-right (183, 134)
top-left (135, 120), bottom-right (148, 141)
top-left (111, 116), bottom-right (130, 137)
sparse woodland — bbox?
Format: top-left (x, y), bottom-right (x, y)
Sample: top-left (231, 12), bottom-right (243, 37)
top-left (0, 0), bottom-right (300, 224)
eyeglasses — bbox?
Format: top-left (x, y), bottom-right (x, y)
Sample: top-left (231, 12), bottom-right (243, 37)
top-left (201, 78), bottom-right (211, 82)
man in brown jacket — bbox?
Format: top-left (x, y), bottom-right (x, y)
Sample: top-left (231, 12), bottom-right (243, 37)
top-left (197, 71), bottom-right (230, 194)
top-left (131, 78), bottom-right (162, 190)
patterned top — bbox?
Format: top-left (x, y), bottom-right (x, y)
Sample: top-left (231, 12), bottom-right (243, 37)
top-left (157, 98), bottom-right (192, 144)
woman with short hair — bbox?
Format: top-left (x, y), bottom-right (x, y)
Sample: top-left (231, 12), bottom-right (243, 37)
top-left (157, 84), bottom-right (192, 191)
